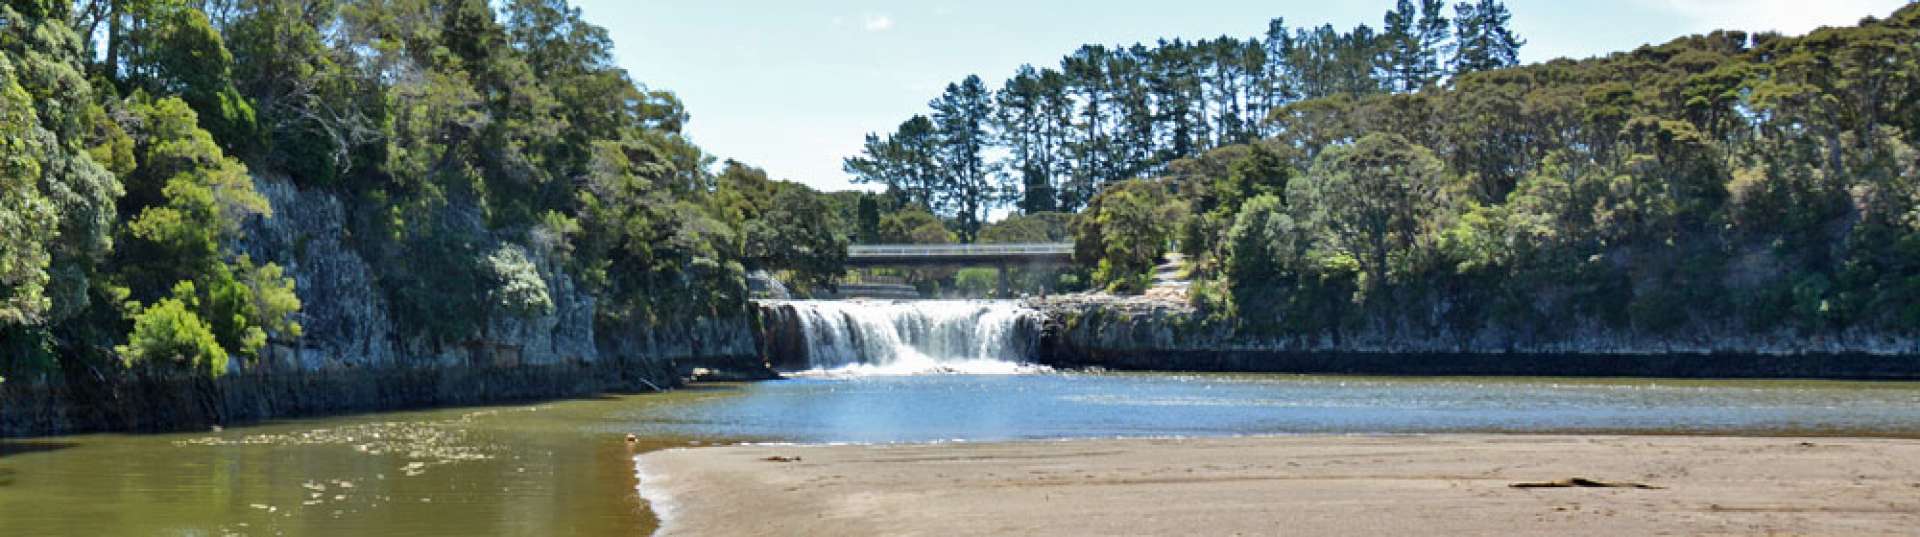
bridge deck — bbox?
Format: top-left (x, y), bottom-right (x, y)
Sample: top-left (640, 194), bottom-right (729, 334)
top-left (847, 243), bottom-right (1074, 266)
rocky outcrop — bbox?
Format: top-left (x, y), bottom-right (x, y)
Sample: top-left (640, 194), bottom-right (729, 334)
top-left (2, 177), bottom-right (767, 437)
top-left (1030, 293), bottom-right (1920, 379)
top-left (243, 177), bottom-right (401, 370)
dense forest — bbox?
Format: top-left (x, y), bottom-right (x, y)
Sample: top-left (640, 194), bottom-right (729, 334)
top-left (1071, 3), bottom-right (1920, 339)
top-left (848, 0), bottom-right (1522, 241)
top-left (0, 0), bottom-right (848, 382)
top-left (8, 0), bottom-right (1920, 386)
top-left (852, 0), bottom-right (1920, 338)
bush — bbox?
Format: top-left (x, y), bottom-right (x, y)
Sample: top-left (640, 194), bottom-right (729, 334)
top-left (487, 244), bottom-right (555, 317)
top-left (119, 282), bottom-right (229, 377)
top-left (953, 268), bottom-right (1000, 297)
top-left (1074, 180), bottom-right (1182, 293)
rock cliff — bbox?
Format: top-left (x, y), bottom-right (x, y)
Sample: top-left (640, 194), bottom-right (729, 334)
top-left (1030, 293), bottom-right (1920, 379)
top-left (3, 177), bottom-right (766, 437)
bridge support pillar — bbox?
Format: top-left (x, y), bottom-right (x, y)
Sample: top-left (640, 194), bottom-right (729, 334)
top-left (997, 262), bottom-right (1011, 298)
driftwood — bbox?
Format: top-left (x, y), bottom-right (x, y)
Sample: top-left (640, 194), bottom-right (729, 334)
top-left (1510, 477), bottom-right (1665, 490)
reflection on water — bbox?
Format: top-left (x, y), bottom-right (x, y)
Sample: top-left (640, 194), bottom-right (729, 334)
top-left (2, 373), bottom-right (1918, 535)
top-left (0, 388), bottom-right (741, 537)
top-left (629, 373), bottom-right (1920, 443)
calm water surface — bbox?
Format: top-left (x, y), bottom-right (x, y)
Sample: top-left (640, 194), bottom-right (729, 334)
top-left (5, 372), bottom-right (1920, 536)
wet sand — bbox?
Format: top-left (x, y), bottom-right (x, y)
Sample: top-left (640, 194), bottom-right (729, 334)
top-left (637, 435), bottom-right (1920, 536)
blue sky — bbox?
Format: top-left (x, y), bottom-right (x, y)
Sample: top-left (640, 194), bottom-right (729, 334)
top-left (570, 0), bottom-right (1909, 192)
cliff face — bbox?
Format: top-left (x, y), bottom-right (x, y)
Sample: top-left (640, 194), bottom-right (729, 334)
top-left (1032, 294), bottom-right (1920, 379)
top-left (243, 176), bottom-right (402, 370)
top-left (2, 177), bottom-right (765, 437)
top-left (241, 175), bottom-right (761, 376)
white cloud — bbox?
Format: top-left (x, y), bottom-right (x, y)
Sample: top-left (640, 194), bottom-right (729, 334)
top-left (862, 13), bottom-right (894, 32)
top-left (1640, 0), bottom-right (1904, 35)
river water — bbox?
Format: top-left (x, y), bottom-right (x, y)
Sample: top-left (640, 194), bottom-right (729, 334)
top-left (5, 301), bottom-right (1920, 535)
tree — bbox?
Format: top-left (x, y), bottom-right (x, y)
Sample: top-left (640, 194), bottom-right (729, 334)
top-left (846, 115), bottom-right (941, 211)
top-left (119, 281), bottom-right (229, 377)
top-left (980, 212), bottom-right (1073, 244)
top-left (854, 195), bottom-right (883, 244)
top-left (224, 0), bottom-right (383, 185)
top-left (1220, 193), bottom-right (1358, 333)
top-left (0, 3), bottom-right (121, 329)
top-left (930, 75), bottom-right (999, 241)
top-left (879, 209), bottom-right (953, 245)
top-left (1382, 0), bottom-right (1451, 91)
top-left (1292, 133), bottom-right (1452, 298)
top-left (118, 97), bottom-right (271, 296)
top-left (0, 52), bottom-right (63, 327)
top-left (1451, 0), bottom-right (1524, 75)
top-left (741, 182), bottom-right (850, 292)
top-left (996, 65), bottom-right (1065, 214)
top-left (122, 3), bottom-right (262, 155)
top-left (1073, 180), bottom-right (1183, 293)
top-left (109, 97), bottom-right (299, 362)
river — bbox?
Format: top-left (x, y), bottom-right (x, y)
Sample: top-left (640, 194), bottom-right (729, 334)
top-left (5, 300), bottom-right (1920, 536)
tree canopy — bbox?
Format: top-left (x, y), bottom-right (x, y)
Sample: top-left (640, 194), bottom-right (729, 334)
top-left (847, 1), bottom-right (1523, 229)
top-left (1, 0), bottom-right (851, 381)
top-left (1072, 3), bottom-right (1920, 343)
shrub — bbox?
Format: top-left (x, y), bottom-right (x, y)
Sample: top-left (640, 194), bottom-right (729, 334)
top-left (119, 282), bottom-right (229, 377)
top-left (487, 244), bottom-right (554, 317)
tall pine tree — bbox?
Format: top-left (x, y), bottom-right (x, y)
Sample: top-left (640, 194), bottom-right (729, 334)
top-left (931, 75), bottom-right (997, 241)
top-left (1451, 0), bottom-right (1523, 75)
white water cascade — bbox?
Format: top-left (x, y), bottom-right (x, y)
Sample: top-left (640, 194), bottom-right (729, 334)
top-left (761, 300), bottom-right (1046, 375)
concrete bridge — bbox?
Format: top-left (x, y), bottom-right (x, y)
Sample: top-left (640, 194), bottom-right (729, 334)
top-left (846, 243), bottom-right (1075, 267)
top-left (845, 243), bottom-right (1076, 297)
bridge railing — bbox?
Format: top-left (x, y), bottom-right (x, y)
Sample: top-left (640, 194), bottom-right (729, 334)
top-left (848, 243), bottom-right (1074, 257)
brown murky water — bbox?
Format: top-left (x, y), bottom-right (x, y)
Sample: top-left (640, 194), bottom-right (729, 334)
top-left (0, 386), bottom-right (749, 537)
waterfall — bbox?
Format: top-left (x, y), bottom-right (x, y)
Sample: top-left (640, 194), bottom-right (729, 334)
top-left (760, 300), bottom-right (1045, 375)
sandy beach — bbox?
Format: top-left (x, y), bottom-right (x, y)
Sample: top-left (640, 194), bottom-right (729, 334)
top-left (636, 435), bottom-right (1920, 536)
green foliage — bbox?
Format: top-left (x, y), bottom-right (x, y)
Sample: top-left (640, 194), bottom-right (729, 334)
top-left (712, 161), bottom-right (850, 291)
top-left (1292, 133), bottom-right (1453, 297)
top-left (123, 4), bottom-right (262, 155)
top-left (979, 212), bottom-right (1072, 244)
top-left (1217, 193), bottom-right (1361, 333)
top-left (119, 97), bottom-right (271, 298)
top-left (0, 4), bottom-right (122, 327)
top-left (1450, 0), bottom-right (1525, 75)
top-left (0, 52), bottom-right (57, 326)
top-left (384, 218), bottom-right (490, 343)
top-left (119, 281), bottom-right (229, 377)
top-left (855, 195), bottom-right (884, 243)
top-left (574, 138), bottom-right (747, 325)
top-left (1074, 180), bottom-right (1183, 293)
top-left (5, 0), bottom-right (844, 383)
top-left (850, 2), bottom-right (1518, 217)
top-left (1066, 3), bottom-right (1920, 341)
top-left (752, 188), bottom-right (851, 292)
top-left (952, 268), bottom-right (1001, 297)
top-left (879, 209), bottom-right (954, 245)
top-left (235, 257), bottom-right (302, 342)
top-left (486, 244), bottom-right (554, 318)
top-left (1223, 195), bottom-right (1300, 291)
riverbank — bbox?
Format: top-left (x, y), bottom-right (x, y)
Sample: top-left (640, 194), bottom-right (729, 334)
top-left (0, 359), bottom-right (682, 437)
top-left (1028, 290), bottom-right (1920, 379)
top-left (637, 434), bottom-right (1920, 536)
top-left (0, 331), bottom-right (770, 438)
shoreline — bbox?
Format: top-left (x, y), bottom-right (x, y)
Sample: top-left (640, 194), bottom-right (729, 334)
top-left (636, 434), bottom-right (1920, 536)
top-left (1037, 350), bottom-right (1920, 381)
